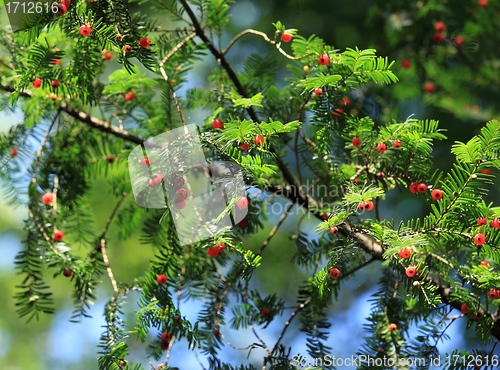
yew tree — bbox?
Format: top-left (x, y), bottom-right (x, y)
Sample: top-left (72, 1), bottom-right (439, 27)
top-left (0, 0), bottom-right (500, 369)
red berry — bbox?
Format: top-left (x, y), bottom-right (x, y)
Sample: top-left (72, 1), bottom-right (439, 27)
top-left (417, 183), bottom-right (427, 193)
top-left (213, 328), bottom-right (220, 336)
top-left (352, 137), bottom-right (361, 147)
top-left (42, 193), bottom-right (54, 205)
top-left (63, 269), bottom-right (72, 277)
top-left (322, 213), bottom-right (330, 221)
top-left (261, 308), bottom-right (270, 317)
top-left (424, 82), bottom-right (436, 93)
top-left (393, 140), bottom-right (401, 148)
top-left (212, 119), bottom-right (223, 129)
top-left (237, 218), bottom-right (248, 229)
top-left (33, 78), bottom-right (42, 88)
top-left (401, 59), bottom-right (411, 69)
top-left (10, 148), bottom-right (18, 156)
top-left (330, 227), bottom-right (338, 235)
top-left (318, 54), bottom-right (330, 65)
top-left (124, 45), bottom-right (132, 53)
top-left (236, 196), bottom-right (249, 209)
top-left (332, 108), bottom-right (344, 117)
top-left (281, 32), bottom-right (292, 43)
top-left (174, 201), bottom-right (186, 210)
top-left (454, 36), bottom-right (465, 47)
top-left (398, 247), bottom-right (411, 259)
top-left (433, 33), bottom-right (444, 44)
top-left (409, 182), bottom-right (419, 194)
top-left (435, 21), bottom-right (446, 32)
top-left (107, 156), bottom-right (115, 163)
top-left (480, 261), bottom-right (489, 269)
top-left (53, 230), bottom-right (64, 242)
top-left (340, 97), bottom-right (351, 106)
top-left (480, 169), bottom-right (492, 175)
top-left (79, 24), bottom-right (92, 36)
top-left (478, 0), bottom-right (488, 7)
top-left (461, 303), bottom-right (470, 314)
top-left (474, 233), bottom-right (486, 245)
top-left (477, 217), bottom-right (487, 226)
top-left (240, 143), bottom-right (250, 150)
top-left (104, 52), bottom-right (112, 61)
top-left (51, 58), bottom-right (61, 65)
top-left (125, 92), bottom-right (134, 100)
top-left (51, 80), bottom-right (59, 89)
top-left (364, 200), bottom-right (374, 211)
top-left (388, 323), bottom-right (397, 332)
top-left (431, 189), bottom-right (443, 200)
top-left (160, 340), bottom-right (169, 350)
top-left (176, 188), bottom-right (188, 202)
top-left (139, 37), bottom-right (151, 48)
top-left (358, 201), bottom-right (367, 211)
top-left (489, 289), bottom-right (499, 299)
top-left (330, 268), bottom-right (340, 278)
top-left (377, 142), bottom-right (386, 153)
top-left (490, 218), bottom-right (500, 229)
top-left (140, 157), bottom-right (151, 167)
top-left (254, 135), bottom-right (265, 146)
top-left (207, 246), bottom-right (220, 257)
top-left (314, 88), bottom-right (323, 96)
top-left (377, 172), bottom-right (385, 179)
top-left (161, 331), bottom-right (171, 342)
top-left (218, 243), bottom-right (226, 251)
top-left (474, 311), bottom-right (483, 320)
top-left (157, 274), bottom-right (168, 284)
top-left (56, 3), bottom-right (68, 15)
top-left (405, 266), bottom-right (416, 277)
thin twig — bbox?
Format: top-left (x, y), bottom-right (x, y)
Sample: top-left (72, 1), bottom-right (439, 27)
top-left (256, 201), bottom-right (295, 255)
top-left (99, 192), bottom-right (128, 293)
top-left (223, 29), bottom-right (312, 60)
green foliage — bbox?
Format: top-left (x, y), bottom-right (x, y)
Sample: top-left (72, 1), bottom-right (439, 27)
top-left (1, 0), bottom-right (500, 369)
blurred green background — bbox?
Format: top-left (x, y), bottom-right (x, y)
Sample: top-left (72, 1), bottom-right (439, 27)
top-left (1, 0), bottom-right (499, 369)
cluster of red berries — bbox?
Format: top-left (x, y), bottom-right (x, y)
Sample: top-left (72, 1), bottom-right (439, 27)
top-left (32, 77), bottom-right (61, 89)
top-left (240, 136), bottom-right (265, 150)
top-left (477, 217), bottom-right (500, 229)
top-left (409, 182), bottom-right (443, 200)
top-left (160, 331), bottom-right (171, 350)
top-left (433, 21), bottom-right (446, 44)
top-left (489, 289), bottom-right (500, 300)
top-left (351, 137), bottom-right (401, 151)
top-left (207, 243), bottom-right (225, 257)
top-left (358, 200), bottom-right (374, 211)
